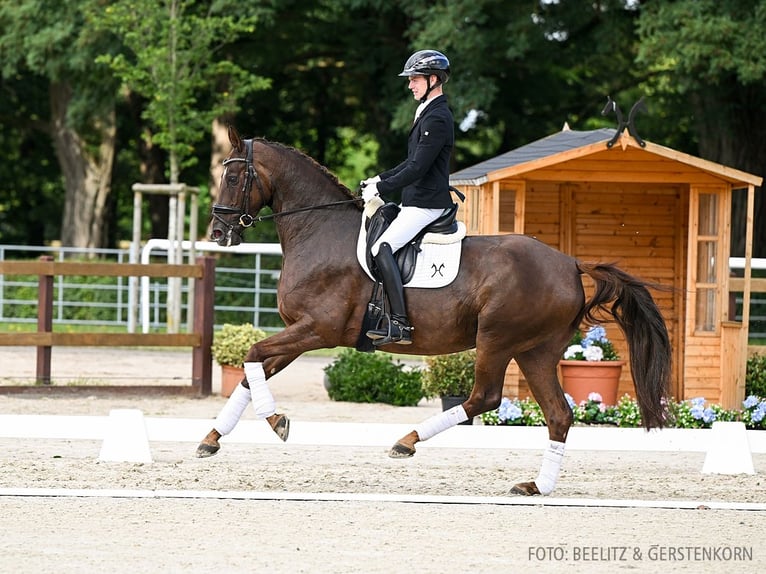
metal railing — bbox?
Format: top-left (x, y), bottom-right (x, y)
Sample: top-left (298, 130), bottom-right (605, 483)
top-left (0, 243), bottom-right (283, 332)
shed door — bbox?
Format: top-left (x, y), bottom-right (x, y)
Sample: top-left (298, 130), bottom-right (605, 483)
top-left (569, 182), bottom-right (684, 397)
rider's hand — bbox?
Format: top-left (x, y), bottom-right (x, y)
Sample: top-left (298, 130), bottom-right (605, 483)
top-left (362, 183), bottom-right (379, 202)
top-left (360, 175), bottom-right (381, 188)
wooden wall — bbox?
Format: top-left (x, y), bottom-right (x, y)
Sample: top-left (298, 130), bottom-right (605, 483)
top-left (488, 180), bottom-right (687, 403)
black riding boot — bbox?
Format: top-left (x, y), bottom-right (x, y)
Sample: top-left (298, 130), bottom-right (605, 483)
top-left (366, 243), bottom-right (412, 345)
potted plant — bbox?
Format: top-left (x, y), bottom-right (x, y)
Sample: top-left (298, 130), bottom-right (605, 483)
top-left (559, 324), bottom-right (625, 406)
top-left (421, 350), bottom-right (476, 425)
top-left (211, 323), bottom-right (268, 397)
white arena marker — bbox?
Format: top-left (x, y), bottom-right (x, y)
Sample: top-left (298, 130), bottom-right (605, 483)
top-left (98, 409), bottom-right (153, 463)
top-left (702, 421), bottom-right (755, 475)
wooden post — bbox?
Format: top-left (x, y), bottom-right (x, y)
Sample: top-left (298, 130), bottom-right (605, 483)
top-left (36, 255), bottom-right (54, 384)
top-left (192, 256), bottom-right (215, 395)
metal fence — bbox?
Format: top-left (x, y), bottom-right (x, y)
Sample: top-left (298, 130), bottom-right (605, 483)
top-left (0, 243), bottom-right (283, 333)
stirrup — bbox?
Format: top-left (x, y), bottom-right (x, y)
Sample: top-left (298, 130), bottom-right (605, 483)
top-left (369, 317), bottom-right (412, 346)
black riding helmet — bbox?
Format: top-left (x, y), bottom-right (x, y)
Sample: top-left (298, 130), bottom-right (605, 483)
top-left (398, 50), bottom-right (450, 102)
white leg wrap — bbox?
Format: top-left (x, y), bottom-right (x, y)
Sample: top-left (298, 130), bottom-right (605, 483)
top-left (534, 440), bottom-right (566, 495)
top-left (245, 362), bottom-right (276, 419)
top-left (213, 383), bottom-right (251, 436)
top-left (413, 405), bottom-right (468, 441)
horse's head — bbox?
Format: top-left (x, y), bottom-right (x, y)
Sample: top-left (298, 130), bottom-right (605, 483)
top-left (210, 126), bottom-right (268, 246)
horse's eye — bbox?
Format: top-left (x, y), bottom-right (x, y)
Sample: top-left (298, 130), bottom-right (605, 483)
top-left (226, 174), bottom-right (238, 186)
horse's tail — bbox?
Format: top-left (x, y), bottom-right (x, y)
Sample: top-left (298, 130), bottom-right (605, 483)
top-left (576, 262), bottom-right (672, 429)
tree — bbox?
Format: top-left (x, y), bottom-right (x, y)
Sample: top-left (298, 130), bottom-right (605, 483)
top-left (0, 0), bottom-right (121, 248)
top-left (636, 0), bottom-right (766, 256)
top-left (89, 0), bottom-right (270, 186)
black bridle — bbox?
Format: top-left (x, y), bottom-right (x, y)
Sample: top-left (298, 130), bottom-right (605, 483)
top-left (211, 138), bottom-right (361, 236)
top-left (211, 139), bottom-right (263, 231)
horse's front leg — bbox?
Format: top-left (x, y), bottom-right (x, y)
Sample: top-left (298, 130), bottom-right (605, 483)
top-left (196, 352), bottom-right (300, 457)
top-left (511, 354), bottom-right (573, 496)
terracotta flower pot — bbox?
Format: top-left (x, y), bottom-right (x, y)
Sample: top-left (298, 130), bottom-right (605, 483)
top-left (559, 360), bottom-right (625, 406)
top-left (220, 365), bottom-right (245, 398)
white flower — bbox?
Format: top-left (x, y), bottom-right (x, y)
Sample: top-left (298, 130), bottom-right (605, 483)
top-left (582, 345), bottom-right (604, 362)
top-left (563, 344), bottom-right (584, 360)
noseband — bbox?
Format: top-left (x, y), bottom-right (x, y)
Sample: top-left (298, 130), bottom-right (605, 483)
top-left (211, 138), bottom-right (266, 233)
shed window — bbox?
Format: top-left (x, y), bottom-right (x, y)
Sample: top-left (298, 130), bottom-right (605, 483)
top-left (695, 193), bottom-right (719, 332)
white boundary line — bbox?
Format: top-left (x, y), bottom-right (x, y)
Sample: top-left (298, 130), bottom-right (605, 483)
top-left (1, 414), bottom-right (765, 453)
top-left (1, 487), bottom-right (764, 511)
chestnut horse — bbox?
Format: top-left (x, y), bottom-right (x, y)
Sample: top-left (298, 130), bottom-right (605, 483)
top-left (198, 126), bottom-right (672, 495)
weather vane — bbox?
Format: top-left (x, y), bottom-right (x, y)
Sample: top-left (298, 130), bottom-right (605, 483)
top-left (601, 96), bottom-right (647, 148)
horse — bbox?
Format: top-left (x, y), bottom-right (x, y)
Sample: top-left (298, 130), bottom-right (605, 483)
top-left (197, 125), bottom-right (672, 496)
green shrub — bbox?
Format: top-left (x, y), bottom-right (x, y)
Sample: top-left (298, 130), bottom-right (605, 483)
top-left (323, 349), bottom-right (424, 406)
top-left (746, 354), bottom-right (766, 398)
top-left (421, 350), bottom-right (476, 398)
top-left (211, 323), bottom-right (268, 366)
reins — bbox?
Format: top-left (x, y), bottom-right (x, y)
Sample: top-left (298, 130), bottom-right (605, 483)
top-left (250, 198), bottom-right (362, 222)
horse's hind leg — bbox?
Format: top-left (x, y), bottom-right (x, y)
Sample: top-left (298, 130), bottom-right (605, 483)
top-left (511, 348), bottom-right (573, 496)
top-left (389, 349), bottom-right (507, 458)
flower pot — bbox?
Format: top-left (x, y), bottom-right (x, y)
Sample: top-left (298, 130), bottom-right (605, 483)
top-left (440, 395), bottom-right (473, 425)
top-left (559, 360), bottom-right (625, 406)
top-left (220, 365), bottom-right (245, 398)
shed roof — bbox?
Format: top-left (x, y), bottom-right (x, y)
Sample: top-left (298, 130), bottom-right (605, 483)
top-left (450, 127), bottom-right (762, 187)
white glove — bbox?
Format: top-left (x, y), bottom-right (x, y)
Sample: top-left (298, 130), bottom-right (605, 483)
top-left (362, 183), bottom-right (379, 202)
top-left (361, 175), bottom-right (381, 187)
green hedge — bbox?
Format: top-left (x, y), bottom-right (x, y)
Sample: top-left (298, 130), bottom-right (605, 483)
top-left (323, 349), bottom-right (424, 406)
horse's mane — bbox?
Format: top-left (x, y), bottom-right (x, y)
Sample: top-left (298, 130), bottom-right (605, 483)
top-left (254, 138), bottom-right (361, 207)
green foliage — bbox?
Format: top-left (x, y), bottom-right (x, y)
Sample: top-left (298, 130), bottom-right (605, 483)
top-left (746, 354), bottom-right (766, 398)
top-left (482, 393), bottom-right (766, 430)
top-left (323, 349), bottom-right (424, 406)
top-left (211, 323), bottom-right (267, 366)
top-left (2, 274), bottom-right (129, 322)
top-left (88, 0), bottom-right (269, 177)
top-left (421, 350), bottom-right (476, 398)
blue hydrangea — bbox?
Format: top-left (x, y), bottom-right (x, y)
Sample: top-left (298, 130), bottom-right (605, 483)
top-left (498, 398), bottom-right (522, 422)
top-left (583, 325), bottom-right (608, 345)
top-left (743, 395), bottom-right (759, 409)
top-left (564, 393), bottom-right (576, 410)
top-left (702, 407), bottom-right (717, 424)
top-left (689, 397), bottom-right (706, 420)
top-left (753, 402), bottom-right (766, 424)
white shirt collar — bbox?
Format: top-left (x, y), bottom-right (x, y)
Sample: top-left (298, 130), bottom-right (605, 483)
top-left (414, 95), bottom-right (439, 122)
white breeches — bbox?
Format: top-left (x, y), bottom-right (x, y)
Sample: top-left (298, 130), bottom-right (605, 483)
top-left (371, 206), bottom-right (443, 256)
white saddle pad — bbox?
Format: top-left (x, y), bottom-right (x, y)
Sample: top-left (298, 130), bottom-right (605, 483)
top-left (356, 199), bottom-right (465, 289)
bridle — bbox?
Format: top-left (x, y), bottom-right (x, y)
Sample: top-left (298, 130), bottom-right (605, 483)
top-left (211, 138), bottom-right (264, 232)
top-left (211, 138), bottom-right (361, 236)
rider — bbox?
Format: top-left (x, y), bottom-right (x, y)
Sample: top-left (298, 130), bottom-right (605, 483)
top-left (361, 49), bottom-right (455, 346)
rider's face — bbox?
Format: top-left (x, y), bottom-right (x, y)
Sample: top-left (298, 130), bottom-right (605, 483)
top-left (408, 75), bottom-right (430, 100)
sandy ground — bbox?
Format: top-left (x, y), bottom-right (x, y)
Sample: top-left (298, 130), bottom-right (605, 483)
top-left (1, 347), bottom-right (765, 573)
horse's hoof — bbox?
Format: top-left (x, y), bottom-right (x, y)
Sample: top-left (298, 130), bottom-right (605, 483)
top-left (271, 414), bottom-right (290, 442)
top-left (388, 442), bottom-right (416, 458)
top-left (510, 481), bottom-right (541, 496)
top-left (196, 442), bottom-right (220, 458)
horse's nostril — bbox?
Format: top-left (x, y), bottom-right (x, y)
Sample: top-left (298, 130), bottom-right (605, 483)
top-left (211, 229), bottom-right (223, 240)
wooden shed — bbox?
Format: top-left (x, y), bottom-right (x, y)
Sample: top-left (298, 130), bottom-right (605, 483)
top-left (449, 126), bottom-right (762, 409)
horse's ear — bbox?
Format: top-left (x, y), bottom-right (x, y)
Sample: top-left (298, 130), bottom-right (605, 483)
top-left (228, 125), bottom-right (243, 152)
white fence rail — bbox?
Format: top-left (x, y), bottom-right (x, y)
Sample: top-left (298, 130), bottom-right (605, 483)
top-left (0, 243), bottom-right (283, 333)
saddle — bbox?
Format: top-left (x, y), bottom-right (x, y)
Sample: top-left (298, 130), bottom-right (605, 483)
top-left (356, 189), bottom-right (465, 352)
top-left (364, 202), bottom-right (460, 284)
